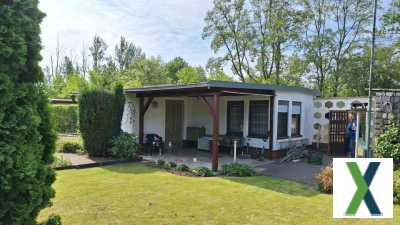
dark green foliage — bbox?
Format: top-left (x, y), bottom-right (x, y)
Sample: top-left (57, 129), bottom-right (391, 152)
top-left (51, 156), bottom-right (72, 169)
top-left (394, 170), bottom-right (400, 204)
top-left (79, 84), bottom-right (125, 157)
top-left (40, 214), bottom-right (62, 225)
top-left (191, 167), bottom-right (214, 177)
top-left (109, 133), bottom-right (139, 159)
top-left (0, 1), bottom-right (56, 224)
top-left (221, 163), bottom-right (256, 177)
top-left (167, 161), bottom-right (177, 168)
top-left (375, 122), bottom-right (400, 164)
top-left (79, 90), bottom-right (116, 156)
top-left (176, 164), bottom-right (190, 172)
top-left (156, 159), bottom-right (166, 167)
top-left (60, 142), bottom-right (83, 154)
top-left (50, 105), bottom-right (79, 133)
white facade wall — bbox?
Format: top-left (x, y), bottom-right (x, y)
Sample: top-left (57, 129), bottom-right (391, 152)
top-left (312, 97), bottom-right (369, 144)
top-left (121, 91), bottom-right (316, 151)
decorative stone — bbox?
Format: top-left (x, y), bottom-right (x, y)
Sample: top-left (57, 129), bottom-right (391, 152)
top-left (325, 101), bottom-right (333, 108)
top-left (313, 123), bottom-right (321, 130)
top-left (336, 101), bottom-right (345, 108)
top-left (314, 101), bottom-right (322, 108)
top-left (314, 112), bottom-right (322, 119)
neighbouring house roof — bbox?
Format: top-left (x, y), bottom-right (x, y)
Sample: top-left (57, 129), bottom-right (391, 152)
top-left (125, 80), bottom-right (319, 97)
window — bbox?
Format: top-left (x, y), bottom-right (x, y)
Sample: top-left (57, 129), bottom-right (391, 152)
top-left (227, 101), bottom-right (244, 136)
top-left (277, 101), bottom-right (289, 139)
top-left (248, 101), bottom-right (269, 138)
top-left (291, 102), bottom-right (301, 137)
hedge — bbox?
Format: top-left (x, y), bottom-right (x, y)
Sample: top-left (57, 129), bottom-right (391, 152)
top-left (79, 85), bottom-right (125, 157)
top-left (51, 104), bottom-right (79, 133)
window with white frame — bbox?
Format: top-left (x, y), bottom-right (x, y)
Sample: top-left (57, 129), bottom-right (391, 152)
top-left (277, 101), bottom-right (289, 139)
top-left (291, 102), bottom-right (301, 137)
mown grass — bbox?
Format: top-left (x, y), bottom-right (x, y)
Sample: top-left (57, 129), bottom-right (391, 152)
top-left (39, 163), bottom-right (399, 225)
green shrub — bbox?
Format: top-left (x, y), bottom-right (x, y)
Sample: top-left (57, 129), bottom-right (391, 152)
top-left (315, 166), bottom-right (333, 194)
top-left (156, 159), bottom-right (166, 167)
top-left (60, 142), bottom-right (83, 153)
top-left (109, 133), bottom-right (139, 159)
top-left (40, 214), bottom-right (62, 225)
top-left (221, 163), bottom-right (256, 177)
top-left (176, 164), bottom-right (190, 172)
top-left (375, 122), bottom-right (400, 164)
top-left (51, 104), bottom-right (79, 133)
top-left (52, 156), bottom-right (72, 168)
top-left (79, 88), bottom-right (125, 157)
top-left (192, 167), bottom-right (214, 177)
top-left (0, 2), bottom-right (57, 223)
top-left (395, 170), bottom-right (400, 204)
top-left (168, 161), bottom-right (177, 168)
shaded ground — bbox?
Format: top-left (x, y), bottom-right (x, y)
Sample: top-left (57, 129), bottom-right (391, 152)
top-left (39, 163), bottom-right (399, 225)
top-left (256, 155), bottom-right (333, 186)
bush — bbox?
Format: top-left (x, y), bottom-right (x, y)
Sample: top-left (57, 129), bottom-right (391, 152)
top-left (0, 2), bottom-right (57, 223)
top-left (52, 156), bottom-right (72, 168)
top-left (192, 167), bottom-right (214, 177)
top-left (40, 214), bottom-right (62, 225)
top-left (168, 161), bottom-right (177, 168)
top-left (221, 163), bottom-right (256, 177)
top-left (51, 105), bottom-right (79, 133)
top-left (176, 164), bottom-right (190, 172)
top-left (79, 88), bottom-right (125, 157)
top-left (60, 142), bottom-right (83, 153)
top-left (315, 166), bottom-right (333, 194)
top-left (395, 170), bottom-right (400, 204)
top-left (109, 133), bottom-right (139, 159)
top-left (156, 159), bottom-right (166, 167)
top-left (375, 122), bottom-right (400, 164)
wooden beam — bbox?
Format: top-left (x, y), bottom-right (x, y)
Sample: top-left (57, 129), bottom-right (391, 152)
top-left (211, 93), bottom-right (220, 171)
top-left (138, 97), bottom-right (154, 145)
top-left (268, 95), bottom-right (275, 159)
top-left (143, 97), bottom-right (154, 114)
top-left (139, 97), bottom-right (145, 145)
top-left (199, 96), bottom-right (215, 116)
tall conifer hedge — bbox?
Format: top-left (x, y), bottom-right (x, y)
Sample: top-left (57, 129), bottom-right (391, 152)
top-left (79, 85), bottom-right (125, 156)
top-left (0, 1), bottom-right (57, 224)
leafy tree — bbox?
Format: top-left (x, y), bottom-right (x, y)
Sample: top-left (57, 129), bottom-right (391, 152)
top-left (303, 0), bottom-right (334, 96)
top-left (123, 56), bottom-right (170, 86)
top-left (115, 36), bottom-right (144, 71)
top-left (165, 57), bottom-right (189, 82)
top-left (208, 70), bottom-right (234, 81)
top-left (383, 0), bottom-right (400, 39)
top-left (177, 66), bottom-right (207, 84)
top-left (0, 1), bottom-right (56, 224)
top-left (89, 35), bottom-right (107, 71)
top-left (61, 56), bottom-right (75, 75)
top-left (203, 0), bottom-right (307, 83)
top-left (60, 73), bottom-right (88, 97)
top-left (203, 0), bottom-right (253, 82)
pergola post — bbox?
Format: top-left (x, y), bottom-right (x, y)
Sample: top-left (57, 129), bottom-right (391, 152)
top-left (211, 93), bottom-right (220, 171)
top-left (200, 93), bottom-right (220, 171)
top-left (138, 96), bottom-right (154, 145)
top-left (268, 95), bottom-right (275, 159)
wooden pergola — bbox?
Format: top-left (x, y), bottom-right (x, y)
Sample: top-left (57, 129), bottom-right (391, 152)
top-left (126, 81), bottom-right (276, 171)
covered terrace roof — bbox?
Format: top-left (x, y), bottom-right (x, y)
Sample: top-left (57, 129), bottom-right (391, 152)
top-left (125, 80), bottom-right (319, 97)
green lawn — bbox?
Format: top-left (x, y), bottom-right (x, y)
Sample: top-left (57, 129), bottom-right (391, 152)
top-left (39, 163), bottom-right (399, 225)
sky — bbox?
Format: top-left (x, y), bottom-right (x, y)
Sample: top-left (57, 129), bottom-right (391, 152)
top-left (39, 0), bottom-right (214, 68)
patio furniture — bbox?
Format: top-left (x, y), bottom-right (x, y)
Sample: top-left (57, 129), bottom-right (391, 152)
top-left (197, 135), bottom-right (222, 151)
top-left (145, 133), bottom-right (164, 156)
top-left (186, 126), bottom-right (206, 147)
